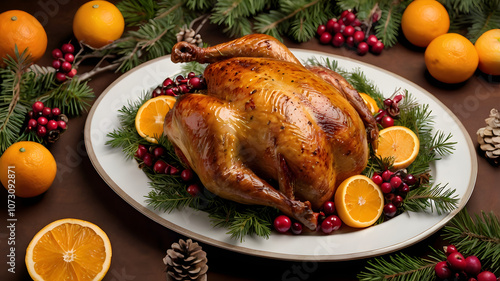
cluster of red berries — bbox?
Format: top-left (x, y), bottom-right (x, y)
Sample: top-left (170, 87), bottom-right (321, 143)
top-left (134, 144), bottom-right (202, 196)
top-left (316, 10), bottom-right (384, 55)
top-left (151, 72), bottom-right (206, 98)
top-left (273, 200), bottom-right (342, 235)
top-left (26, 101), bottom-right (68, 142)
top-left (435, 245), bottom-right (497, 281)
top-left (51, 43), bottom-right (77, 82)
top-left (376, 94), bottom-right (404, 128)
top-left (372, 169), bottom-right (418, 218)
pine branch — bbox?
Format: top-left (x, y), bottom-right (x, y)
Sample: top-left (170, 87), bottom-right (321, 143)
top-left (442, 209), bottom-right (500, 272)
top-left (116, 0), bottom-right (159, 26)
top-left (403, 183), bottom-right (459, 215)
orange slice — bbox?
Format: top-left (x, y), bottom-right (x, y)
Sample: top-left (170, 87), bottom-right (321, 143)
top-left (25, 218), bottom-right (112, 281)
top-left (375, 126), bottom-right (420, 169)
top-left (135, 95), bottom-right (177, 143)
top-left (334, 175), bottom-right (384, 228)
top-left (359, 93), bottom-right (380, 114)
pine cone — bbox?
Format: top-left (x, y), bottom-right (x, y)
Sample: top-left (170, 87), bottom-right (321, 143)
top-left (477, 108), bottom-right (500, 165)
top-left (163, 239), bottom-right (208, 281)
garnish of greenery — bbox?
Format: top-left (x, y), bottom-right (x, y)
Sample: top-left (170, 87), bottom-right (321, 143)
top-left (358, 208), bottom-right (500, 280)
top-left (0, 48), bottom-right (94, 154)
top-left (106, 57), bottom-right (459, 240)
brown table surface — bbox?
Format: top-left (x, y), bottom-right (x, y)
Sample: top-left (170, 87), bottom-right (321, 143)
top-left (1, 1), bottom-right (499, 280)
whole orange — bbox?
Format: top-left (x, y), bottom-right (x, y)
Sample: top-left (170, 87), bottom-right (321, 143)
top-left (425, 33), bottom-right (479, 84)
top-left (401, 0), bottom-right (450, 47)
top-left (73, 0), bottom-right (125, 48)
top-left (475, 29), bottom-right (500, 76)
top-left (0, 141), bottom-right (57, 198)
top-left (0, 10), bottom-right (48, 67)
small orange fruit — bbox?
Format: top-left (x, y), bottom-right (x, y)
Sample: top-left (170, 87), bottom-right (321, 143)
top-left (0, 141), bottom-right (56, 198)
top-left (359, 93), bottom-right (380, 114)
top-left (26, 218), bottom-right (112, 281)
top-left (334, 175), bottom-right (384, 228)
top-left (401, 0), bottom-right (450, 47)
top-left (0, 10), bottom-right (48, 66)
top-left (376, 126), bottom-right (420, 170)
top-left (135, 95), bottom-right (177, 143)
top-left (425, 33), bottom-right (479, 84)
top-left (475, 29), bottom-right (500, 76)
top-left (73, 1), bottom-right (125, 48)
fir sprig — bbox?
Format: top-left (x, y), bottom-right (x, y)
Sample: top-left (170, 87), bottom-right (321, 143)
top-left (404, 183), bottom-right (459, 215)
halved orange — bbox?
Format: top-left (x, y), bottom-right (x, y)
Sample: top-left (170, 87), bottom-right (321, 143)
top-left (25, 218), bottom-right (112, 281)
top-left (334, 175), bottom-right (384, 228)
top-left (359, 93), bottom-right (380, 114)
top-left (135, 95), bottom-right (177, 143)
top-left (375, 126), bottom-right (420, 169)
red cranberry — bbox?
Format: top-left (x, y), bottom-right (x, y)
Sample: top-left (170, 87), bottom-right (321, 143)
top-left (380, 182), bottom-right (392, 193)
top-left (332, 32), bottom-right (345, 47)
top-left (381, 115), bottom-right (394, 128)
top-left (447, 252), bottom-right (467, 271)
top-left (399, 183), bottom-right (410, 194)
top-left (371, 41), bottom-right (385, 54)
top-left (357, 42), bottom-right (369, 55)
top-left (51, 107), bottom-right (61, 116)
top-left (352, 18), bottom-right (361, 27)
top-left (67, 68), bottom-right (77, 78)
top-left (52, 59), bottom-right (62, 69)
top-left (41, 107), bottom-right (51, 116)
top-left (383, 203), bottom-right (397, 217)
top-left (321, 219), bottom-right (334, 233)
top-left (291, 222), bottom-right (303, 235)
top-left (444, 245), bottom-right (458, 255)
top-left (64, 53), bottom-right (74, 63)
top-left (27, 118), bottom-right (37, 129)
top-left (163, 77), bottom-right (174, 88)
top-left (345, 36), bottom-right (355, 47)
top-left (344, 11), bottom-right (356, 25)
top-left (142, 153), bottom-right (153, 166)
top-left (322, 201), bottom-right (335, 215)
top-left (135, 145), bottom-right (148, 159)
top-left (340, 10), bottom-right (349, 19)
top-left (181, 169), bottom-right (194, 182)
top-left (319, 32), bottom-right (332, 44)
top-left (372, 174), bottom-right (383, 185)
top-left (390, 176), bottom-right (402, 189)
top-left (465, 256), bottom-right (482, 276)
top-left (381, 170), bottom-right (393, 182)
top-left (57, 120), bottom-right (67, 130)
top-left (37, 116), bottom-right (48, 126)
top-left (165, 88), bottom-right (176, 96)
top-left (52, 48), bottom-right (63, 59)
top-left (435, 261), bottom-right (452, 279)
top-left (153, 160), bottom-right (168, 173)
top-left (169, 166), bottom-right (180, 175)
top-left (187, 72), bottom-right (196, 79)
top-left (187, 184), bottom-right (201, 197)
top-left (325, 18), bottom-right (337, 33)
top-left (61, 43), bottom-right (75, 54)
top-left (47, 120), bottom-right (58, 131)
top-left (383, 98), bottom-right (394, 108)
top-left (477, 271), bottom-right (497, 281)
top-left (404, 174), bottom-right (417, 186)
top-left (342, 25), bottom-right (355, 37)
top-left (324, 215), bottom-right (342, 231)
top-left (61, 61), bottom-right (72, 73)
top-left (32, 101), bottom-right (44, 112)
top-left (317, 24), bottom-right (326, 36)
top-left (375, 109), bottom-right (386, 122)
top-left (274, 215), bottom-right (292, 233)
top-left (353, 30), bottom-right (365, 44)
top-left (392, 195), bottom-right (404, 207)
top-left (153, 146), bottom-right (164, 158)
top-left (36, 125), bottom-right (47, 137)
top-left (366, 35), bottom-right (378, 46)
top-left (331, 22), bottom-right (342, 34)
top-left (55, 72), bottom-right (67, 82)
top-left (188, 77), bottom-right (202, 89)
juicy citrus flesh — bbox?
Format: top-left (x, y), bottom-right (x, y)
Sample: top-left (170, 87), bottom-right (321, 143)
top-left (401, 0), bottom-right (450, 47)
top-left (359, 93), bottom-right (380, 114)
top-left (135, 95), bottom-right (177, 143)
top-left (73, 1), bottom-right (125, 48)
top-left (475, 29), bottom-right (500, 76)
top-left (0, 141), bottom-right (56, 198)
top-left (0, 10), bottom-right (47, 66)
top-left (425, 33), bottom-right (479, 84)
top-left (334, 175), bottom-right (384, 228)
top-left (26, 219), bottom-right (112, 281)
top-left (376, 126), bottom-right (420, 170)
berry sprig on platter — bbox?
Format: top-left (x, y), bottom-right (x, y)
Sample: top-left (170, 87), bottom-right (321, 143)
top-left (106, 59), bottom-right (458, 241)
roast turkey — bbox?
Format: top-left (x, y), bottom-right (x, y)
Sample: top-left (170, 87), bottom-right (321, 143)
top-left (164, 34), bottom-right (378, 230)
